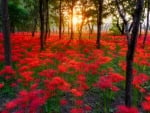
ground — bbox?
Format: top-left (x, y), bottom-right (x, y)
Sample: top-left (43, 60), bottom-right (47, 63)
top-left (0, 33), bottom-right (150, 113)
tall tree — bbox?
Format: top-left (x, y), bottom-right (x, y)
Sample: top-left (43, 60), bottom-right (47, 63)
top-left (39, 0), bottom-right (45, 50)
top-left (96, 0), bottom-right (104, 49)
top-left (125, 0), bottom-right (144, 107)
top-left (143, 0), bottom-right (150, 47)
top-left (59, 0), bottom-right (62, 39)
top-left (1, 0), bottom-right (12, 66)
top-left (116, 0), bottom-right (144, 107)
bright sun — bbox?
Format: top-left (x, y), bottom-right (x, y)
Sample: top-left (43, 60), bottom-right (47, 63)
top-left (72, 15), bottom-right (82, 25)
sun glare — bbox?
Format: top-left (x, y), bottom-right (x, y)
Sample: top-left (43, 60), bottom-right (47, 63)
top-left (73, 15), bottom-right (82, 25)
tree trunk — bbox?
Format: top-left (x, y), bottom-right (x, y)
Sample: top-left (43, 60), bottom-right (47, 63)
top-left (125, 0), bottom-right (144, 107)
top-left (96, 0), bottom-right (103, 49)
top-left (70, 5), bottom-right (74, 39)
top-left (88, 23), bottom-right (94, 39)
top-left (139, 22), bottom-right (142, 37)
top-left (78, 19), bottom-right (85, 40)
top-left (1, 0), bottom-right (12, 66)
top-left (121, 23), bottom-right (125, 35)
top-left (39, 0), bottom-right (44, 50)
top-left (32, 18), bottom-right (37, 37)
top-left (59, 0), bottom-right (62, 39)
top-left (44, 0), bottom-right (49, 43)
top-left (143, 0), bottom-right (150, 47)
top-left (116, 19), bottom-right (125, 35)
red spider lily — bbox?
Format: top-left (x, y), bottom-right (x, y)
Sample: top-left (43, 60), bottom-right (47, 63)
top-left (44, 76), bottom-right (71, 92)
top-left (0, 55), bottom-right (4, 61)
top-left (77, 74), bottom-right (89, 91)
top-left (142, 95), bottom-right (150, 111)
top-left (20, 71), bottom-right (34, 82)
top-left (0, 83), bottom-right (4, 88)
top-left (11, 83), bottom-right (17, 87)
top-left (0, 66), bottom-right (15, 75)
top-left (18, 66), bottom-right (30, 72)
top-left (132, 73), bottom-right (149, 86)
top-left (70, 88), bottom-right (83, 97)
top-left (60, 99), bottom-right (68, 106)
top-left (142, 101), bottom-right (150, 111)
top-left (75, 100), bottom-right (84, 106)
top-left (77, 74), bottom-right (86, 82)
top-left (97, 76), bottom-right (113, 90)
top-left (5, 99), bottom-right (18, 110)
top-left (84, 105), bottom-right (92, 111)
top-left (132, 73), bottom-right (149, 92)
top-left (39, 69), bottom-right (56, 78)
top-left (116, 105), bottom-right (139, 113)
top-left (5, 89), bottom-right (46, 112)
top-left (109, 73), bottom-right (125, 83)
top-left (30, 83), bottom-right (39, 90)
top-left (58, 64), bottom-right (68, 73)
top-left (96, 73), bottom-right (124, 91)
top-left (70, 108), bottom-right (84, 113)
top-left (28, 59), bottom-right (41, 69)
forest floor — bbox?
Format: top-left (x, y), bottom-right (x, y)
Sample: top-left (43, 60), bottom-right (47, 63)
top-left (0, 33), bottom-right (150, 113)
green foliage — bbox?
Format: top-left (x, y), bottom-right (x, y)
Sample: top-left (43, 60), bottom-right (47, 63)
top-left (109, 19), bottom-right (122, 35)
top-left (8, 1), bottom-right (29, 31)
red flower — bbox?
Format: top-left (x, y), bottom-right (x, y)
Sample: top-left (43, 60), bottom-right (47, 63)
top-left (75, 100), bottom-right (83, 106)
top-left (97, 76), bottom-right (113, 90)
top-left (60, 99), bottom-right (68, 106)
top-left (0, 83), bottom-right (4, 88)
top-left (77, 74), bottom-right (86, 82)
top-left (58, 64), bottom-right (68, 73)
top-left (39, 69), bottom-right (56, 78)
top-left (133, 73), bottom-right (149, 86)
top-left (116, 105), bottom-right (139, 113)
top-left (85, 105), bottom-right (92, 111)
top-left (142, 101), bottom-right (150, 111)
top-left (109, 73), bottom-right (125, 82)
top-left (142, 95), bottom-right (150, 111)
top-left (20, 71), bottom-right (33, 82)
top-left (6, 99), bottom-right (18, 110)
top-left (70, 108), bottom-right (84, 113)
top-left (0, 66), bottom-right (15, 75)
top-left (70, 88), bottom-right (83, 97)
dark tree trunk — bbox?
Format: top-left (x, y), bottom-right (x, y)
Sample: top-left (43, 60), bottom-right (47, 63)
top-left (139, 22), bottom-right (142, 37)
top-left (59, 0), bottom-right (62, 39)
top-left (129, 22), bottom-right (133, 32)
top-left (125, 0), bottom-right (144, 107)
top-left (32, 18), bottom-right (37, 37)
top-left (121, 23), bottom-right (125, 35)
top-left (88, 23), bottom-right (94, 39)
top-left (44, 0), bottom-right (49, 43)
top-left (62, 19), bottom-right (65, 35)
top-left (39, 0), bottom-right (44, 50)
top-left (96, 0), bottom-right (103, 49)
top-left (78, 18), bottom-right (85, 40)
top-left (1, 0), bottom-right (12, 66)
top-left (70, 5), bottom-right (74, 39)
top-left (116, 19), bottom-right (125, 35)
top-left (143, 0), bottom-right (150, 47)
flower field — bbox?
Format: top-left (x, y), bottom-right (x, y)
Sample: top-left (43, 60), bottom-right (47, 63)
top-left (0, 33), bottom-right (150, 113)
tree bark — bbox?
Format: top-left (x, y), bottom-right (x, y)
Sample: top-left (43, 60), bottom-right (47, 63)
top-left (32, 18), bottom-right (37, 37)
top-left (1, 0), bottom-right (12, 66)
top-left (44, 0), bottom-right (49, 43)
top-left (143, 0), bottom-right (150, 47)
top-left (59, 0), bottom-right (62, 39)
top-left (39, 0), bottom-right (44, 50)
top-left (96, 0), bottom-right (103, 49)
top-left (125, 0), bottom-right (144, 107)
top-left (70, 5), bottom-right (74, 40)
